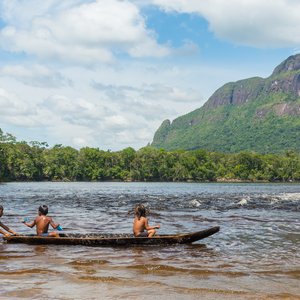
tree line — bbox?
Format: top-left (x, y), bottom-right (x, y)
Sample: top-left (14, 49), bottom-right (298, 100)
top-left (0, 129), bottom-right (299, 182)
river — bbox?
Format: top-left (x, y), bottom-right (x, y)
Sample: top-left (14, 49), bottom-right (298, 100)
top-left (0, 182), bottom-right (299, 299)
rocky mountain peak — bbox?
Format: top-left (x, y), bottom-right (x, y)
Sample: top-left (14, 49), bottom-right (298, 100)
top-left (272, 53), bottom-right (300, 76)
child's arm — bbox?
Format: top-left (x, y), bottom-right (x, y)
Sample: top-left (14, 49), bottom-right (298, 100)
top-left (0, 221), bottom-right (17, 235)
top-left (22, 219), bottom-right (36, 228)
top-left (144, 218), bottom-right (160, 230)
top-left (0, 228), bottom-right (11, 237)
top-left (49, 218), bottom-right (60, 229)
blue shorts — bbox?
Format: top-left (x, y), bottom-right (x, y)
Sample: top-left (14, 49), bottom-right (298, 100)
top-left (39, 233), bottom-right (49, 237)
top-left (136, 231), bottom-right (148, 237)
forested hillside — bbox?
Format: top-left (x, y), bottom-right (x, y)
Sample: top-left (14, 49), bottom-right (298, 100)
top-left (152, 54), bottom-right (300, 153)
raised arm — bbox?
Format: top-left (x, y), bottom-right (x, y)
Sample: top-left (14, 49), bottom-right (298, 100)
top-left (22, 219), bottom-right (36, 228)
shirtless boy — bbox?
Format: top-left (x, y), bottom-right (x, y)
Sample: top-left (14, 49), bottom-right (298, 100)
top-left (0, 205), bottom-right (17, 237)
top-left (133, 204), bottom-right (160, 237)
top-left (22, 205), bottom-right (60, 237)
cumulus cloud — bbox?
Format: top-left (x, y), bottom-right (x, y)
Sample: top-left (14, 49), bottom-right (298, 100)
top-left (0, 64), bottom-right (72, 88)
top-left (0, 87), bottom-right (40, 127)
top-left (151, 0), bottom-right (300, 47)
top-left (42, 94), bottom-right (112, 126)
top-left (140, 83), bottom-right (200, 103)
top-left (0, 0), bottom-right (170, 65)
top-left (91, 81), bottom-right (200, 120)
top-left (0, 88), bottom-right (31, 115)
top-left (104, 115), bottom-right (130, 129)
top-left (0, 83), bottom-right (161, 149)
top-left (0, 59), bottom-right (206, 150)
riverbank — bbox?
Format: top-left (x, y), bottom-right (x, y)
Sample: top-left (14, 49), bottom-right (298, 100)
top-left (1, 178), bottom-right (299, 184)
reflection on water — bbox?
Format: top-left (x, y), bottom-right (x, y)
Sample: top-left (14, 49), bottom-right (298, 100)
top-left (0, 182), bottom-right (300, 299)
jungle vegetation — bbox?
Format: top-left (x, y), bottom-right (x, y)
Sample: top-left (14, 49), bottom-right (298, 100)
top-left (1, 129), bottom-right (299, 182)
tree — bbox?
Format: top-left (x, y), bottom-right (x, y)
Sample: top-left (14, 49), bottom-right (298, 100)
top-left (43, 145), bottom-right (79, 180)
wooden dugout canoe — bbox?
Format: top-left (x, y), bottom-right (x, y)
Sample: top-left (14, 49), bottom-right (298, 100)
top-left (3, 226), bottom-right (220, 247)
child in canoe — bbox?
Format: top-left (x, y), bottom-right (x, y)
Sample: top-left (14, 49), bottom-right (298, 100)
top-left (0, 205), bottom-right (17, 236)
top-left (22, 205), bottom-right (61, 237)
top-left (133, 204), bottom-right (160, 237)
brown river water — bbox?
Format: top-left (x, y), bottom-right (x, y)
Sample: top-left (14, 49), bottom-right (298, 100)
top-left (0, 182), bottom-right (300, 299)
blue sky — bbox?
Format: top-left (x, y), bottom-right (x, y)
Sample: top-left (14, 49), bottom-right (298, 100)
top-left (0, 0), bottom-right (299, 150)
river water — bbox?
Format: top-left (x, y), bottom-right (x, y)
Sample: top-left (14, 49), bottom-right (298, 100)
top-left (0, 182), bottom-right (299, 299)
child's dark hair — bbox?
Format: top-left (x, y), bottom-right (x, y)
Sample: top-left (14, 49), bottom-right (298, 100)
top-left (39, 205), bottom-right (48, 215)
top-left (0, 205), bottom-right (3, 210)
top-left (134, 204), bottom-right (146, 220)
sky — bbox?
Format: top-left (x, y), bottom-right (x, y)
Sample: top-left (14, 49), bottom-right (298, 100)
top-left (0, 0), bottom-right (299, 150)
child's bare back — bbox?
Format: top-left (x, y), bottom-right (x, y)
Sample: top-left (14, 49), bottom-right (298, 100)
top-left (23, 205), bottom-right (60, 237)
top-left (133, 204), bottom-right (160, 237)
top-left (133, 216), bottom-right (148, 236)
top-left (35, 215), bottom-right (56, 235)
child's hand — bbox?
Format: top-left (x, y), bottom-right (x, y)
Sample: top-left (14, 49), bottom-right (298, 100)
top-left (155, 225), bottom-right (160, 229)
top-left (56, 225), bottom-right (63, 231)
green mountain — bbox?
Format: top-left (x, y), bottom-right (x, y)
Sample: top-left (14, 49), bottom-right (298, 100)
top-left (152, 54), bottom-right (300, 153)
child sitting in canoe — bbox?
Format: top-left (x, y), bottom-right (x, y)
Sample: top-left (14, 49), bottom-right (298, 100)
top-left (22, 205), bottom-right (61, 237)
top-left (0, 205), bottom-right (17, 236)
top-left (133, 204), bottom-right (160, 237)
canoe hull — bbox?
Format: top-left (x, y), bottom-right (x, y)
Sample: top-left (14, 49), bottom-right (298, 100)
top-left (3, 226), bottom-right (220, 247)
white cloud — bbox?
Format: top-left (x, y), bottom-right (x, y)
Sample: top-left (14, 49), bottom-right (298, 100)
top-left (42, 94), bottom-right (111, 127)
top-left (0, 0), bottom-right (170, 65)
top-left (104, 115), bottom-right (130, 129)
top-left (0, 64), bottom-right (72, 88)
top-left (0, 58), bottom-right (209, 150)
top-left (0, 87), bottom-right (32, 115)
top-left (90, 81), bottom-right (204, 126)
top-left (0, 81), bottom-right (168, 149)
top-left (0, 87), bottom-right (42, 127)
top-left (174, 40), bottom-right (200, 56)
top-left (0, 1), bottom-right (84, 26)
top-left (151, 0), bottom-right (300, 47)
top-left (72, 137), bottom-right (88, 148)
top-left (46, 122), bottom-right (99, 148)
top-left (92, 81), bottom-right (200, 103)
